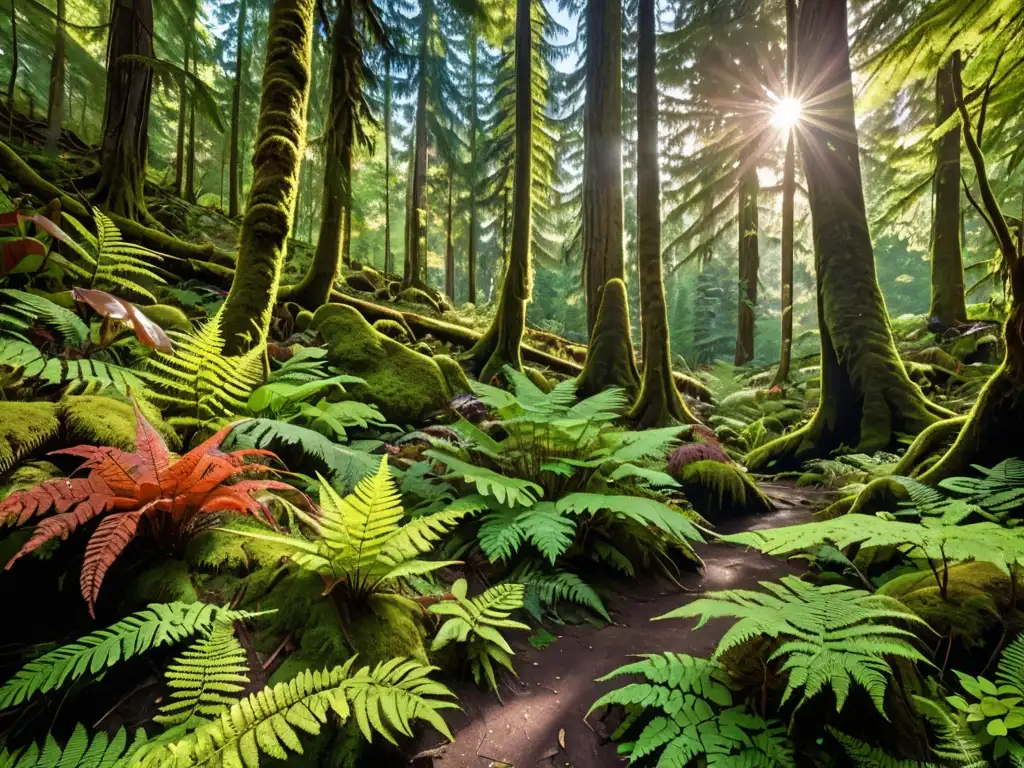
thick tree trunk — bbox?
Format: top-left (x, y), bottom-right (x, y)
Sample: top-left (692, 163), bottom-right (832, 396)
top-left (580, 0), bottom-right (639, 394)
top-left (748, 0), bottom-right (945, 471)
top-left (468, 0), bottom-right (531, 382)
top-left (93, 0), bottom-right (155, 222)
top-left (928, 51), bottom-right (968, 330)
top-left (219, 0), bottom-right (315, 353)
top-left (45, 0), bottom-right (67, 153)
top-left (467, 34), bottom-right (478, 304)
top-left (383, 52), bottom-right (392, 275)
top-left (175, 33), bottom-right (191, 198)
top-left (281, 10), bottom-right (353, 310)
top-left (630, 0), bottom-right (696, 427)
top-left (445, 167), bottom-right (455, 300)
top-left (734, 162), bottom-right (759, 365)
top-left (228, 0), bottom-right (247, 218)
top-left (404, 3), bottom-right (430, 290)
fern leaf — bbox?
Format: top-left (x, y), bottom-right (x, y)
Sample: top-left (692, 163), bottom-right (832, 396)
top-left (0, 289), bottom-right (89, 346)
top-left (424, 450), bottom-right (543, 507)
top-left (557, 493), bottom-right (705, 551)
top-left (0, 724), bottom-right (147, 768)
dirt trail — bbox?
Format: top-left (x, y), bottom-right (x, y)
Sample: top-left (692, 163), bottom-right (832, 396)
top-left (413, 483), bottom-right (831, 768)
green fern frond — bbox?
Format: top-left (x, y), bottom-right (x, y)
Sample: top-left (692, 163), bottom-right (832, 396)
top-left (914, 697), bottom-right (988, 767)
top-left (0, 339), bottom-right (145, 396)
top-left (998, 634), bottom-right (1024, 693)
top-left (425, 449), bottom-right (543, 507)
top-left (829, 728), bottom-right (938, 767)
top-left (0, 724), bottom-right (147, 768)
top-left (0, 289), bottom-right (88, 346)
top-left (657, 576), bottom-right (928, 717)
top-left (510, 562), bottom-right (610, 621)
top-left (140, 657), bottom-right (458, 767)
top-left (154, 619), bottom-right (250, 726)
top-left (600, 426), bottom-right (690, 463)
top-left (0, 602), bottom-right (260, 709)
top-left (557, 493), bottom-right (704, 554)
top-left (90, 210), bottom-right (166, 302)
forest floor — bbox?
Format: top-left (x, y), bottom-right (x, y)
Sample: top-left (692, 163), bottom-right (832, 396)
top-left (412, 483), bottom-right (833, 768)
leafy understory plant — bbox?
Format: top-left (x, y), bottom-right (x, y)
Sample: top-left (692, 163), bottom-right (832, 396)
top-left (0, 602), bottom-right (258, 709)
top-left (224, 456), bottom-right (485, 603)
top-left (1, 402), bottom-right (293, 615)
top-left (0, 724), bottom-right (148, 768)
top-left (138, 656), bottom-right (458, 767)
top-left (894, 458), bottom-right (1024, 525)
top-left (588, 652), bottom-right (794, 767)
top-left (429, 579), bottom-right (530, 696)
top-left (246, 374), bottom-right (388, 440)
top-left (657, 576), bottom-right (930, 717)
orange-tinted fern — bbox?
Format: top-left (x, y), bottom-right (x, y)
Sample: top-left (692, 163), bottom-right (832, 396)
top-left (1, 400), bottom-right (294, 616)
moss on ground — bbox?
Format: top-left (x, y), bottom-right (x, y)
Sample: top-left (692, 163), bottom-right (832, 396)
top-left (125, 558), bottom-right (198, 605)
top-left (372, 318), bottom-right (411, 342)
top-left (310, 303), bottom-right (456, 423)
top-left (0, 401), bottom-right (60, 474)
top-left (58, 394), bottom-right (180, 450)
top-left (434, 354), bottom-right (472, 395)
top-left (348, 593), bottom-right (428, 667)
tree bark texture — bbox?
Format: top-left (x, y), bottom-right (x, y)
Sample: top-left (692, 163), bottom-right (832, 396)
top-left (404, 2), bottom-right (430, 290)
top-left (734, 161), bottom-right (759, 365)
top-left (45, 0), bottom-right (67, 153)
top-left (229, 0), bottom-right (247, 218)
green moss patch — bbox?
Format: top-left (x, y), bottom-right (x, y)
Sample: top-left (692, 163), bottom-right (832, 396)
top-left (58, 394), bottom-right (180, 451)
top-left (348, 593), bottom-right (428, 667)
top-left (677, 460), bottom-right (772, 518)
top-left (0, 401), bottom-right (60, 474)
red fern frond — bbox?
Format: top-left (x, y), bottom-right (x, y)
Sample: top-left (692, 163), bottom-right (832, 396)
top-left (1, 476), bottom-right (120, 527)
top-left (81, 510), bottom-right (144, 617)
top-left (131, 400), bottom-right (171, 484)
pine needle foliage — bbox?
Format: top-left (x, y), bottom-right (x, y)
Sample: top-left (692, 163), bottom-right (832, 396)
top-left (223, 456), bottom-right (484, 603)
top-left (588, 653), bottom-right (794, 767)
top-left (154, 618), bottom-right (250, 726)
top-left (429, 579), bottom-right (530, 695)
top-left (63, 210), bottom-right (167, 302)
top-left (0, 602), bottom-right (258, 709)
top-left (0, 724), bottom-right (148, 768)
top-left (141, 312), bottom-right (264, 428)
top-left (657, 576), bottom-right (929, 717)
top-left (139, 657), bottom-right (458, 767)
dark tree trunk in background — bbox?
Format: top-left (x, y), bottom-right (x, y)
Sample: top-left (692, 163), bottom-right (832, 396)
top-left (445, 167), bottom-right (455, 300)
top-left (734, 162), bottom-right (759, 365)
top-left (342, 140), bottom-right (352, 264)
top-left (467, 33), bottom-right (479, 304)
top-left (219, 0), bottom-right (315, 352)
top-left (6, 0), bottom-right (16, 130)
top-left (404, 2), bottom-right (431, 290)
top-left (229, 0), bottom-right (247, 218)
top-left (928, 51), bottom-right (967, 329)
top-left (186, 79), bottom-right (197, 203)
top-left (175, 32), bottom-right (191, 198)
top-left (748, 0), bottom-right (945, 471)
top-left (45, 0), bottom-right (67, 152)
top-left (579, 0), bottom-right (639, 395)
top-left (282, 7), bottom-right (354, 309)
top-left (383, 52), bottom-right (393, 275)
top-left (93, 0), bottom-right (155, 222)
top-left (468, 0), bottom-right (531, 382)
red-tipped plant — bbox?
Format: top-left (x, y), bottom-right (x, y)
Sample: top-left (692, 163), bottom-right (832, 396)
top-left (1, 401), bottom-right (294, 616)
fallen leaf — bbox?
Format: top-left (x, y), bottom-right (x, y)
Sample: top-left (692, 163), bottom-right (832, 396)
top-left (558, 728), bottom-right (566, 750)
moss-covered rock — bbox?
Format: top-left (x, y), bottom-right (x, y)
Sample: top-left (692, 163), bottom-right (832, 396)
top-left (434, 355), bottom-right (472, 396)
top-left (676, 460), bottom-right (772, 518)
top-left (58, 395), bottom-right (180, 451)
top-left (141, 304), bottom-right (193, 333)
top-left (348, 594), bottom-right (428, 667)
top-left (878, 562), bottom-right (1011, 651)
top-left (372, 319), bottom-right (411, 342)
top-left (310, 304), bottom-right (455, 423)
top-left (185, 516), bottom-right (297, 571)
top-left (0, 401), bottom-right (60, 474)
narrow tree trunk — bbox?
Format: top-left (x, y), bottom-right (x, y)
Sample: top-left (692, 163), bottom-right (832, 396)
top-left (281, 7), bottom-right (354, 309)
top-left (93, 0), bottom-right (155, 222)
top-left (342, 140), bottom-right (352, 264)
top-left (771, 0), bottom-right (797, 388)
top-left (467, 33), bottom-right (479, 304)
top-left (748, 0), bottom-right (946, 470)
top-left (404, 2), bottom-right (430, 290)
top-left (6, 0), bottom-right (16, 112)
top-left (579, 0), bottom-right (639, 395)
top-left (445, 166), bottom-right (455, 300)
top-left (219, 131), bottom-right (226, 210)
top-left (219, 0), bottom-right (315, 352)
top-left (383, 52), bottom-right (393, 275)
top-left (734, 161), bottom-right (759, 365)
top-left (175, 32), bottom-right (191, 198)
top-left (928, 51), bottom-right (968, 330)
top-left (228, 0), bottom-right (247, 218)
top-left (186, 81), bottom-right (197, 203)
top-left (45, 0), bottom-right (67, 153)
top-left (468, 0), bottom-right (531, 382)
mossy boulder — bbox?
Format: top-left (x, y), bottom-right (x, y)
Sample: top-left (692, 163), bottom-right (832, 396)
top-left (372, 319), bottom-right (411, 343)
top-left (310, 304), bottom-right (456, 423)
top-left (676, 460), bottom-right (773, 518)
top-left (140, 304), bottom-right (193, 333)
top-left (398, 286), bottom-right (441, 313)
top-left (0, 401), bottom-right (60, 474)
top-left (348, 594), bottom-right (429, 668)
top-left (58, 395), bottom-right (180, 451)
top-left (878, 562), bottom-right (1011, 651)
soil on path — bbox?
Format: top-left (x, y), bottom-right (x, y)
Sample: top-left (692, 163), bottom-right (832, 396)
top-left (412, 483), bottom-right (832, 768)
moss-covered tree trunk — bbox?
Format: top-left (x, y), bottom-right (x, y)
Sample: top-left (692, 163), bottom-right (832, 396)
top-left (282, 7), bottom-right (353, 309)
top-left (628, 0), bottom-right (696, 428)
top-left (467, 33), bottom-right (479, 304)
top-left (93, 0), bottom-right (155, 222)
top-left (747, 0), bottom-right (945, 471)
top-left (219, 0), bottom-right (315, 353)
top-left (579, 0), bottom-right (639, 395)
top-left (403, 2), bottom-right (431, 290)
top-left (383, 52), bottom-right (393, 275)
top-left (928, 51), bottom-right (967, 330)
top-left (45, 0), bottom-right (66, 152)
top-left (228, 0), bottom-right (247, 218)
top-left (342, 143), bottom-right (352, 264)
top-left (444, 166), bottom-right (455, 300)
top-left (734, 161), bottom-right (759, 366)
top-left (467, 0), bottom-right (531, 383)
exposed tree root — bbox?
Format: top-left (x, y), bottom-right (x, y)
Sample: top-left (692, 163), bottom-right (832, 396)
top-left (893, 416), bottom-right (968, 477)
